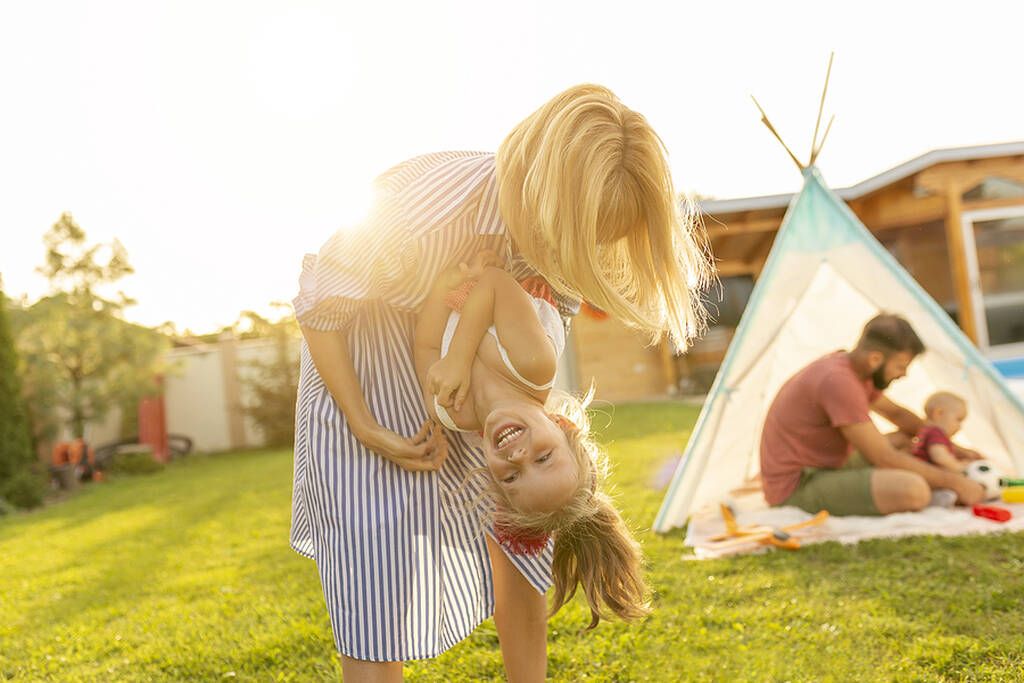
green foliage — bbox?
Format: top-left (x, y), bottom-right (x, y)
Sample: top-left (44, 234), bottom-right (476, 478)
top-left (39, 213), bottom-right (134, 301)
top-left (0, 468), bottom-right (45, 510)
top-left (0, 288), bottom-right (42, 510)
top-left (107, 451), bottom-right (165, 476)
top-left (235, 305), bottom-right (300, 447)
top-left (0, 403), bottom-right (1021, 681)
top-left (10, 213), bottom-right (169, 440)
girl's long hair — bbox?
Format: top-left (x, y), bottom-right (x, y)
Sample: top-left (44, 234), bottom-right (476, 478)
top-left (489, 388), bottom-right (650, 628)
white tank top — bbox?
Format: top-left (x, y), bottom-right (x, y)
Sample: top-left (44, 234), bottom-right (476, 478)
top-left (433, 297), bottom-right (565, 433)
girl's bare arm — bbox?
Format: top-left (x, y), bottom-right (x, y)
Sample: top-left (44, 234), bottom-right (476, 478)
top-left (447, 267), bottom-right (555, 388)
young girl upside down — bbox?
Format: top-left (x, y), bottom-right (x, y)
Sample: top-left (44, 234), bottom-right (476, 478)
top-left (412, 251), bottom-right (649, 628)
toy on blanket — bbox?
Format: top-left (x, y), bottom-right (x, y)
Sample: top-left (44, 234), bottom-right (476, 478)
top-left (959, 467), bottom-right (1021, 514)
top-left (965, 461), bottom-right (1002, 500)
top-left (708, 503), bottom-right (829, 552)
top-left (999, 477), bottom-right (1024, 503)
top-left (972, 504), bottom-right (1012, 523)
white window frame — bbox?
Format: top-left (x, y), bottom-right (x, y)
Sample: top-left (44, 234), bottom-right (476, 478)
top-left (960, 205), bottom-right (1024, 357)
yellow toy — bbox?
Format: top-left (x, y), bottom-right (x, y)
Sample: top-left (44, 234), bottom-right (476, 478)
top-left (1001, 488), bottom-right (1024, 504)
top-left (709, 503), bottom-right (829, 552)
top-left (997, 477), bottom-right (1024, 503)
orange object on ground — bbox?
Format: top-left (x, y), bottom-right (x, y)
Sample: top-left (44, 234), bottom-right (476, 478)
top-left (709, 504), bottom-right (829, 551)
top-left (139, 389), bottom-right (169, 463)
top-left (51, 441), bottom-right (71, 466)
top-left (51, 439), bottom-right (95, 467)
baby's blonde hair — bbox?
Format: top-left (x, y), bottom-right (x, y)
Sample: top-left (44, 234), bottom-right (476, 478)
top-left (924, 391), bottom-right (966, 418)
top-left (496, 84), bottom-right (714, 350)
top-left (487, 388), bottom-right (649, 629)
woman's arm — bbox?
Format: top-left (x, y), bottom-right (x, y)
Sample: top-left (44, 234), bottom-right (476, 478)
top-left (413, 284), bottom-right (451, 409)
top-left (303, 325), bottom-right (447, 471)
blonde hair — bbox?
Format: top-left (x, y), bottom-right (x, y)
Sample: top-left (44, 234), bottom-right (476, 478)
top-left (924, 391), bottom-right (966, 418)
top-left (496, 84), bottom-right (714, 350)
top-left (488, 389), bottom-right (650, 629)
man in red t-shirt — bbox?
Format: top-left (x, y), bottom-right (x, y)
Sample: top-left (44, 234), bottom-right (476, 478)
top-left (760, 314), bottom-right (984, 516)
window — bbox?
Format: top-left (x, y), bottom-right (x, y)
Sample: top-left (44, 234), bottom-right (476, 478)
top-left (703, 275), bottom-right (755, 328)
top-left (968, 213), bottom-right (1024, 347)
top-left (877, 220), bottom-right (960, 324)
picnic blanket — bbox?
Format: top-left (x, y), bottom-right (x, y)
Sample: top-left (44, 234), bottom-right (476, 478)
top-left (684, 500), bottom-right (1024, 560)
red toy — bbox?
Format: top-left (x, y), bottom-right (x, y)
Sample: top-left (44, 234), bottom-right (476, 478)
top-left (972, 505), bottom-right (1012, 523)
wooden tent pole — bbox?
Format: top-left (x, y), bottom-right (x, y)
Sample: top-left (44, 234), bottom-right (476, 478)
top-left (809, 52), bottom-right (834, 165)
top-left (751, 96), bottom-right (804, 171)
top-left (812, 115), bottom-right (835, 164)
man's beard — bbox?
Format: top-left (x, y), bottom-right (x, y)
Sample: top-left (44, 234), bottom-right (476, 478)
top-left (872, 364), bottom-right (891, 390)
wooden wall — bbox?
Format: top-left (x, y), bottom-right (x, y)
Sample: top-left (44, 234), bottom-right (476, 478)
top-left (570, 314), bottom-right (671, 402)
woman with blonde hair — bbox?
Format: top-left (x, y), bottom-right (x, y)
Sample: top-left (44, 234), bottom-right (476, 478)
top-left (291, 84), bottom-right (712, 681)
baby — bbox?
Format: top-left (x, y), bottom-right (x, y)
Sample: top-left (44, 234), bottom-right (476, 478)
top-left (412, 251), bottom-right (648, 628)
top-left (911, 391), bottom-right (969, 472)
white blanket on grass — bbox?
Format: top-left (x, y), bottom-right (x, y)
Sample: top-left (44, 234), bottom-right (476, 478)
top-left (684, 502), bottom-right (1024, 560)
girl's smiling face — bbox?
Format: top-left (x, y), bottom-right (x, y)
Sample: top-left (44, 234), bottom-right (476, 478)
top-left (482, 403), bottom-right (578, 514)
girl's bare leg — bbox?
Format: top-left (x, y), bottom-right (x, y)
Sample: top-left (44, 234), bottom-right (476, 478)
top-left (485, 535), bottom-right (548, 683)
top-left (340, 656), bottom-right (402, 682)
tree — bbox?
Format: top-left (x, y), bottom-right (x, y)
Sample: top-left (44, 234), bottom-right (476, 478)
top-left (0, 285), bottom-right (43, 509)
top-left (11, 213), bottom-right (167, 441)
top-left (234, 304), bottom-right (300, 447)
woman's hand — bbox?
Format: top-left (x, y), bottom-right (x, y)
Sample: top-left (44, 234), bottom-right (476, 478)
top-left (436, 249), bottom-right (501, 291)
top-left (359, 420), bottom-right (448, 472)
top-left (428, 355), bottom-right (473, 412)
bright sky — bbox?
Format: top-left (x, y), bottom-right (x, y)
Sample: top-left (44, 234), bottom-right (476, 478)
top-left (2, 1), bottom-right (1021, 333)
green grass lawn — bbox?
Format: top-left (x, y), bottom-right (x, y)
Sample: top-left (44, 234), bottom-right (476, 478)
top-left (2, 402), bottom-right (1022, 682)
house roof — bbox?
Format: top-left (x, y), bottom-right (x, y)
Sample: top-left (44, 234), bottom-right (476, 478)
top-left (699, 141), bottom-right (1024, 215)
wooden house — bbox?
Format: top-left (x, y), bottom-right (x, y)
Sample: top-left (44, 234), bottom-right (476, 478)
top-left (567, 141), bottom-right (1024, 401)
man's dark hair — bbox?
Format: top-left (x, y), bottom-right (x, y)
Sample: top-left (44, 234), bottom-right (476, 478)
top-left (856, 314), bottom-right (925, 356)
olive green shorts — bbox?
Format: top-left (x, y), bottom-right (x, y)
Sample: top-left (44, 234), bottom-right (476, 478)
top-left (779, 452), bottom-right (881, 517)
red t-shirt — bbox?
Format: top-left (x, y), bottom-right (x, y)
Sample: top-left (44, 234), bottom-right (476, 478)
top-left (760, 351), bottom-right (882, 504)
top-left (911, 425), bottom-right (953, 462)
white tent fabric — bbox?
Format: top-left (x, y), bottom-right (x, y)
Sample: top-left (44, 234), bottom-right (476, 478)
top-left (654, 168), bottom-right (1024, 532)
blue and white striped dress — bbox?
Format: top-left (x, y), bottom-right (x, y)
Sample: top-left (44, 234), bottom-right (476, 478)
top-left (290, 152), bottom-right (579, 661)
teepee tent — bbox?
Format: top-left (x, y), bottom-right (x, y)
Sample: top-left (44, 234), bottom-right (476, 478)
top-left (653, 166), bottom-right (1024, 532)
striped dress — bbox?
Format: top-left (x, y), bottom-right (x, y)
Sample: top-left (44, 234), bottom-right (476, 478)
top-left (290, 151), bottom-right (579, 661)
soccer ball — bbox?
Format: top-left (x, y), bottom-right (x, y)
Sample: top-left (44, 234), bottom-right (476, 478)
top-left (965, 461), bottom-right (1002, 500)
